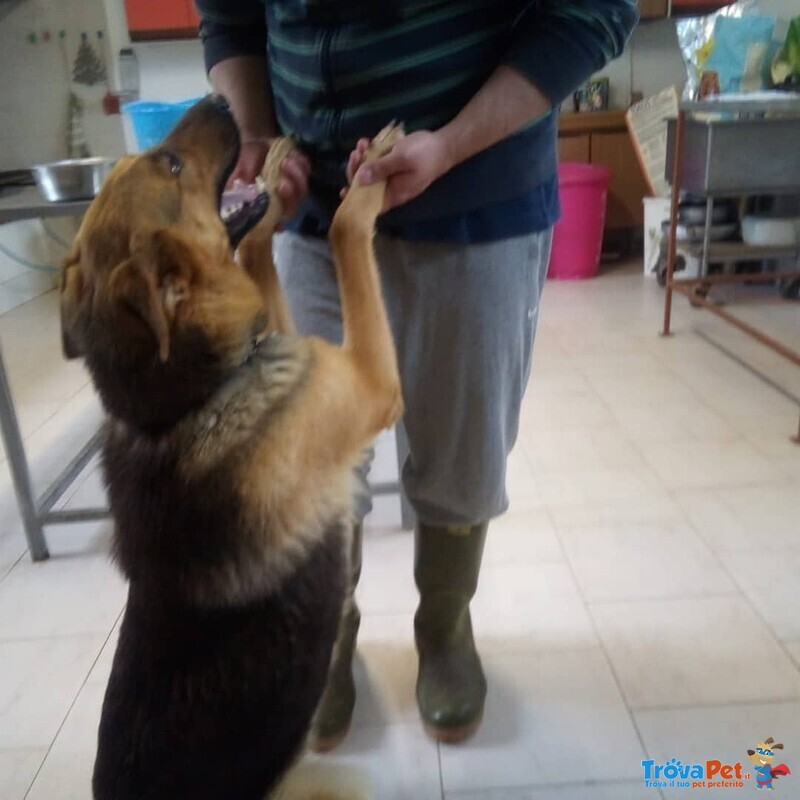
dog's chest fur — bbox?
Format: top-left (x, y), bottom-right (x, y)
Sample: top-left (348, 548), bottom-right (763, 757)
top-left (102, 334), bottom-right (351, 606)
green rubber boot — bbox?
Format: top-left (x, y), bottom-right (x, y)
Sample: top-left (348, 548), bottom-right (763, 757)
top-left (414, 522), bottom-right (488, 744)
top-left (311, 522), bottom-right (362, 753)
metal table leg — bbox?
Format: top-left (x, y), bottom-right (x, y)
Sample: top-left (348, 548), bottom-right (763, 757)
top-left (394, 422), bottom-right (416, 531)
top-left (0, 343), bottom-right (110, 561)
top-left (368, 423), bottom-right (416, 532)
top-left (0, 344), bottom-right (49, 560)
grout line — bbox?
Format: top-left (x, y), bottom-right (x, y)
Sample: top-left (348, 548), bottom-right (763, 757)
top-left (584, 588), bottom-right (741, 607)
top-left (22, 606), bottom-right (124, 800)
top-left (631, 695), bottom-right (800, 715)
top-left (539, 498), bottom-right (655, 778)
top-left (664, 484), bottom-right (800, 682)
top-left (445, 778), bottom-right (646, 798)
top-left (437, 740), bottom-right (445, 800)
top-left (0, 545), bottom-right (27, 585)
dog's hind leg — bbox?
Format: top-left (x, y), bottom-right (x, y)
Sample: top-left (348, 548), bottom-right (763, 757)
top-left (237, 137), bottom-right (297, 335)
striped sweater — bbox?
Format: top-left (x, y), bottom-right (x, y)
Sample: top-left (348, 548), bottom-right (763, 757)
top-left (198, 0), bottom-right (637, 231)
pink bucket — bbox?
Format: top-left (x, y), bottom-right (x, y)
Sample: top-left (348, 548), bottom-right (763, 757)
top-left (548, 162), bottom-right (612, 280)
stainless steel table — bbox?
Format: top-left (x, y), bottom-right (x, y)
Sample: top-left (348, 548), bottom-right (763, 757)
top-left (0, 185), bottom-right (91, 225)
top-left (662, 94), bottom-right (800, 441)
top-left (0, 186), bottom-right (108, 560)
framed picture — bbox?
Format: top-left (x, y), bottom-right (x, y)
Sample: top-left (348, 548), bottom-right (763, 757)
top-left (573, 77), bottom-right (610, 112)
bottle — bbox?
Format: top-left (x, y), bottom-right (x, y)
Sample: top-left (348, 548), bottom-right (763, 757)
top-left (118, 48), bottom-right (140, 104)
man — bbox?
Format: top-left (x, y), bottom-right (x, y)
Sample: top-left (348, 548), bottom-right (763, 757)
top-left (198, 0), bottom-right (637, 749)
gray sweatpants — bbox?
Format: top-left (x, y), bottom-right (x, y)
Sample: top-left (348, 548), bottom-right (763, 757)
top-left (273, 229), bottom-right (552, 526)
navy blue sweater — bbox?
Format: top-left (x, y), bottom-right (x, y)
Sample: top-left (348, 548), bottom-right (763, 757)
top-left (199, 0), bottom-right (637, 238)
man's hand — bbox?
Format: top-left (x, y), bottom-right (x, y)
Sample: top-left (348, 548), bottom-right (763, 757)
top-left (231, 138), bottom-right (311, 221)
top-left (347, 130), bottom-right (453, 212)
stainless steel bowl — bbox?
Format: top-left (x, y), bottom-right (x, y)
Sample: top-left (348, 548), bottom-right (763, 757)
top-left (32, 157), bottom-right (116, 202)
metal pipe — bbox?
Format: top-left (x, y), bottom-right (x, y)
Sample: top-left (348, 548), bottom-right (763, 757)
top-left (37, 430), bottom-right (104, 514)
top-left (672, 284), bottom-right (800, 367)
top-left (42, 508), bottom-right (110, 524)
top-left (663, 110), bottom-right (686, 335)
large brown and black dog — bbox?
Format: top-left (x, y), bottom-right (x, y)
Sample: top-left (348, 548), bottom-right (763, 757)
top-left (59, 95), bottom-right (403, 799)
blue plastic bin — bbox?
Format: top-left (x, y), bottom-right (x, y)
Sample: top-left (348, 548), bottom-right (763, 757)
top-left (123, 97), bottom-right (204, 150)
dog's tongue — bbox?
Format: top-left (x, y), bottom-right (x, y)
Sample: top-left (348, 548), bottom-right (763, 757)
top-left (221, 181), bottom-right (270, 249)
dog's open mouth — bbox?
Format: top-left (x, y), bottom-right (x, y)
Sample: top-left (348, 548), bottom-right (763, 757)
top-left (221, 180), bottom-right (270, 249)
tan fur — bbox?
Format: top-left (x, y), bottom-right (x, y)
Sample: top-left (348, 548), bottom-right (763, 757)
top-left (60, 110), bottom-right (404, 607)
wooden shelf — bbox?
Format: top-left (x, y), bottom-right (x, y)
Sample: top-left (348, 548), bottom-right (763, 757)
top-left (558, 110), bottom-right (628, 135)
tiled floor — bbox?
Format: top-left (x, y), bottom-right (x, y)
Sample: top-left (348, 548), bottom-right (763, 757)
top-left (0, 262), bottom-right (799, 799)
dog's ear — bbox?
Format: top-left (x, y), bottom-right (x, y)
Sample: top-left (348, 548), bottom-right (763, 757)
top-left (60, 244), bottom-right (87, 359)
top-left (110, 229), bottom-right (196, 363)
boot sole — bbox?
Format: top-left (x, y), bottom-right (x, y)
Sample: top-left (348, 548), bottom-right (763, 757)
top-left (422, 708), bottom-right (483, 745)
top-left (310, 722), bottom-right (352, 754)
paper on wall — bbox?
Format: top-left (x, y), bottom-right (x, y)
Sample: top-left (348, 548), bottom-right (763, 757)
top-left (625, 85), bottom-right (680, 198)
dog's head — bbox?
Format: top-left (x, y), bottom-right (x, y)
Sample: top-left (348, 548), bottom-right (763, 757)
top-left (60, 95), bottom-right (271, 431)
top-left (748, 738), bottom-right (784, 766)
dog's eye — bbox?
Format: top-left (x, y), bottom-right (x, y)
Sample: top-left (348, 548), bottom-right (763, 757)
top-left (159, 150), bottom-right (183, 176)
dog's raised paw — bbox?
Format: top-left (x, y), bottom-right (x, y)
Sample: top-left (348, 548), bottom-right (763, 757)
top-left (261, 137), bottom-right (297, 195)
top-left (363, 122), bottom-right (405, 164)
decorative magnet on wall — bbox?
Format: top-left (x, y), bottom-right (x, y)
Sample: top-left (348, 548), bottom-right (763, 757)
top-left (72, 31), bottom-right (107, 86)
top-left (66, 91), bottom-right (91, 158)
top-left (27, 32), bottom-right (37, 44)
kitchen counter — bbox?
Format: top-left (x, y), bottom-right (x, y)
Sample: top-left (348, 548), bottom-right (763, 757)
top-left (0, 185), bottom-right (91, 225)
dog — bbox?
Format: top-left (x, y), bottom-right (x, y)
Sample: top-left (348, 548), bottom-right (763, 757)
top-left (59, 94), bottom-right (403, 799)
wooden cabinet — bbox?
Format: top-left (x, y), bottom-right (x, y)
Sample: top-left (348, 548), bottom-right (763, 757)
top-left (558, 110), bottom-right (651, 237)
top-left (124, 0), bottom-right (200, 41)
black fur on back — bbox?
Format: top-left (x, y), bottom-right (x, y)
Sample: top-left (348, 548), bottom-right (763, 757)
top-left (92, 349), bottom-right (347, 799)
top-left (93, 530), bottom-right (345, 800)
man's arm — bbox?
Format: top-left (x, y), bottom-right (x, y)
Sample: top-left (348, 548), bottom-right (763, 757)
top-left (197, 0), bottom-right (309, 214)
top-left (359, 0), bottom-right (638, 209)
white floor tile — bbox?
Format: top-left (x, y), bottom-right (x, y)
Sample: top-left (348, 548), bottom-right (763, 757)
top-left (535, 465), bottom-right (671, 511)
top-left (357, 528), bottom-right (417, 616)
top-left (721, 549), bottom-right (800, 640)
top-left (439, 649), bottom-right (644, 792)
top-left (349, 613), bottom-right (418, 729)
top-left (635, 702), bottom-right (800, 800)
top-left (483, 510), bottom-right (564, 567)
top-left (785, 640), bottom-right (800, 668)
top-left (637, 439), bottom-right (786, 490)
top-left (0, 549), bottom-right (125, 640)
top-left (473, 562), bottom-right (597, 653)
top-left (446, 781), bottom-right (649, 800)
top-left (520, 427), bottom-right (645, 473)
top-left (592, 596), bottom-right (800, 709)
top-left (559, 520), bottom-right (735, 602)
top-left (280, 722), bottom-right (441, 800)
top-left (24, 681), bottom-right (105, 800)
top-left (0, 748), bottom-right (47, 800)
top-left (675, 486), bottom-right (800, 555)
top-left (0, 635), bottom-right (104, 748)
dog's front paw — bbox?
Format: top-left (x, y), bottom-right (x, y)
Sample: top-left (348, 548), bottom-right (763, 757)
top-left (261, 137), bottom-right (297, 196)
top-left (333, 123), bottom-right (405, 233)
top-left (362, 121), bottom-right (405, 167)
